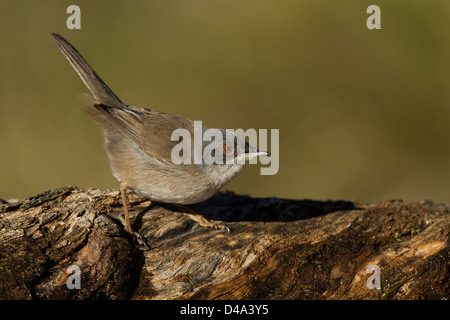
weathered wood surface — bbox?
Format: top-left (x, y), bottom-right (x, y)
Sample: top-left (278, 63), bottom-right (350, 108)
top-left (0, 186), bottom-right (448, 300)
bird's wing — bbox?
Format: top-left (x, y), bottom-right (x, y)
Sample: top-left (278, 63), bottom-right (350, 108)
top-left (91, 104), bottom-right (196, 163)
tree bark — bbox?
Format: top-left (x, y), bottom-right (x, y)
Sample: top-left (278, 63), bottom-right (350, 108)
top-left (0, 186), bottom-right (448, 300)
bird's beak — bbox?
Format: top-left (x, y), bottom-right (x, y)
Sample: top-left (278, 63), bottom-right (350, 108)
top-left (245, 146), bottom-right (270, 159)
top-left (246, 150), bottom-right (270, 158)
top-left (232, 145), bottom-right (270, 164)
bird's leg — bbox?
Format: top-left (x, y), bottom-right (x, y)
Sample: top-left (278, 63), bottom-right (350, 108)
top-left (120, 182), bottom-right (133, 233)
top-left (175, 204), bottom-right (231, 233)
top-left (119, 182), bottom-right (150, 250)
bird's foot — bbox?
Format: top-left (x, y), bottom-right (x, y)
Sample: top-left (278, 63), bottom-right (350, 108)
top-left (176, 204), bottom-right (231, 233)
top-left (130, 230), bottom-right (150, 250)
top-left (185, 212), bottom-right (231, 233)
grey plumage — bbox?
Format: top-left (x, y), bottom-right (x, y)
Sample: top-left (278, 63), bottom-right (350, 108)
top-left (52, 33), bottom-right (267, 231)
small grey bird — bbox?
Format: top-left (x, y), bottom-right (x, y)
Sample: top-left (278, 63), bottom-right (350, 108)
top-left (52, 33), bottom-right (268, 233)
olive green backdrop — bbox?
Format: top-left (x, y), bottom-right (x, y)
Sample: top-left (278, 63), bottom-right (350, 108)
top-left (2, 0), bottom-right (450, 203)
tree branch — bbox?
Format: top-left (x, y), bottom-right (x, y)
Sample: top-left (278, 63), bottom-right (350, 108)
top-left (0, 186), bottom-right (448, 299)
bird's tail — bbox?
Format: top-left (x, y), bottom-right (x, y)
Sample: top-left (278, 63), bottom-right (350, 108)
top-left (51, 33), bottom-right (123, 107)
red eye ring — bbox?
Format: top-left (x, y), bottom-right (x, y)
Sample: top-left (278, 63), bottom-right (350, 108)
top-left (223, 144), bottom-right (234, 156)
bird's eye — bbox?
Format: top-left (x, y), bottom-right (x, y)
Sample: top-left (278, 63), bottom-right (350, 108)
top-left (223, 144), bottom-right (234, 156)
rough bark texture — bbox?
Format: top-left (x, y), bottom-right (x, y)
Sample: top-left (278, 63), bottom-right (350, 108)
top-left (0, 186), bottom-right (448, 300)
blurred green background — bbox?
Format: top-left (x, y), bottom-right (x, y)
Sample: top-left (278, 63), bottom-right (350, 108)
top-left (1, 0), bottom-right (450, 203)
